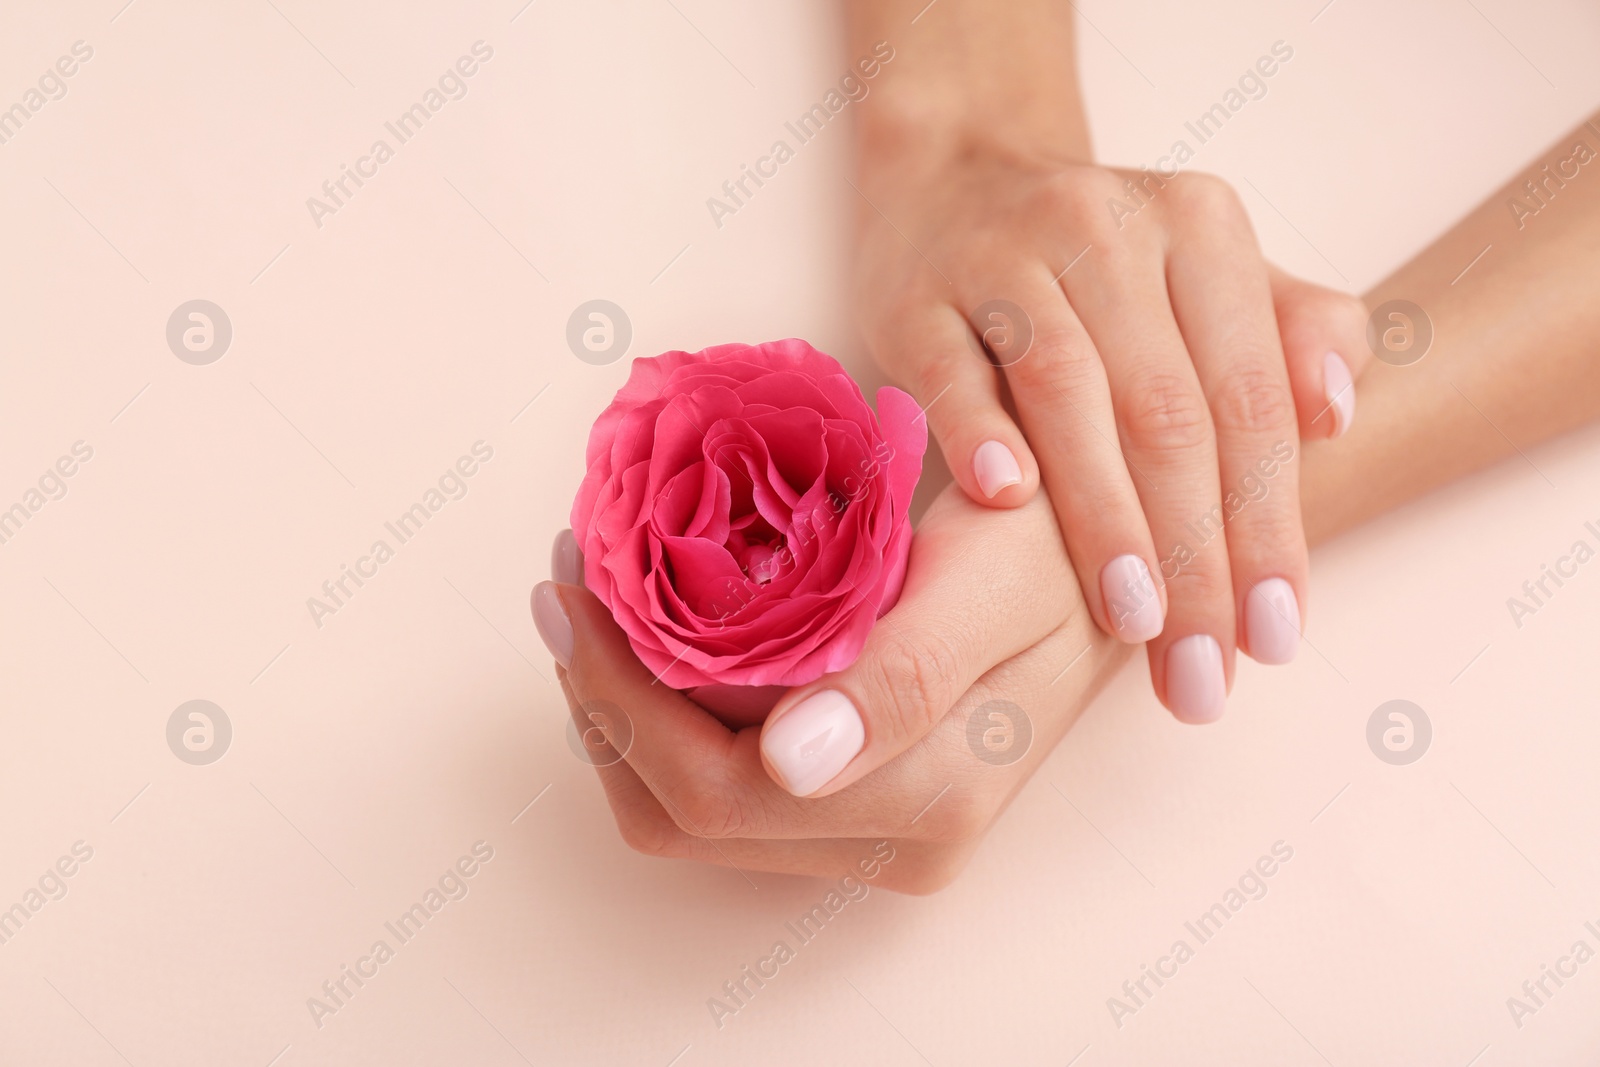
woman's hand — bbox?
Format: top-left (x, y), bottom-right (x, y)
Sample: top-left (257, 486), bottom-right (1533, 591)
top-left (847, 0), bottom-right (1368, 723)
top-left (541, 93), bottom-right (1600, 886)
top-left (536, 483), bottom-right (1130, 892)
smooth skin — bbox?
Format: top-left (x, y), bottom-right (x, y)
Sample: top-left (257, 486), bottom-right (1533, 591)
top-left (846, 0), bottom-right (1371, 722)
top-left (539, 110), bottom-right (1600, 893)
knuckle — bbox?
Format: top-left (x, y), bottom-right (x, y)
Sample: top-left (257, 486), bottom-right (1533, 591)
top-left (1280, 283), bottom-right (1367, 342)
top-left (865, 298), bottom-right (949, 374)
top-left (616, 809), bottom-right (684, 858)
top-left (866, 628), bottom-right (967, 742)
top-left (1234, 511), bottom-right (1307, 569)
top-left (664, 779), bottom-right (750, 840)
top-left (1162, 533), bottom-right (1235, 595)
top-left (879, 294), bottom-right (938, 342)
top-left (907, 349), bottom-right (975, 415)
top-left (1277, 287), bottom-right (1371, 383)
top-left (1171, 171), bottom-right (1244, 220)
top-left (1038, 171), bottom-right (1128, 240)
top-left (1330, 291), bottom-right (1369, 335)
top-left (1211, 365), bottom-right (1296, 435)
top-left (1042, 171), bottom-right (1114, 215)
top-left (1304, 289), bottom-right (1366, 333)
top-left (1005, 329), bottom-right (1100, 393)
top-left (1120, 368), bottom-right (1213, 453)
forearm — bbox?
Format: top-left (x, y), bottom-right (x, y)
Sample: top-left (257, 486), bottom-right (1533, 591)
top-left (1301, 110), bottom-right (1600, 544)
top-left (846, 0), bottom-right (1091, 164)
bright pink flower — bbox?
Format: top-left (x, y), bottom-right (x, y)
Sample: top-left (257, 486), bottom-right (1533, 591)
top-left (571, 339), bottom-right (925, 723)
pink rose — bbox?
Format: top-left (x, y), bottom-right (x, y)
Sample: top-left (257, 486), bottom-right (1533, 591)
top-left (571, 339), bottom-right (926, 725)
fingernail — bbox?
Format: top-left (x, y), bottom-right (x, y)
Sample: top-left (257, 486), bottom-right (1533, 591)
top-left (1324, 351), bottom-right (1355, 437)
top-left (973, 440), bottom-right (1023, 498)
top-left (1245, 577), bottom-right (1301, 665)
top-left (761, 690), bottom-right (865, 796)
top-left (552, 528), bottom-right (584, 586)
top-left (1101, 554), bottom-right (1163, 643)
top-left (532, 582), bottom-right (573, 670)
top-left (1165, 635), bottom-right (1225, 724)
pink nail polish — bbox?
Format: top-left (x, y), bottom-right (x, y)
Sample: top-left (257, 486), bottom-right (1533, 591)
top-left (973, 440), bottom-right (1023, 498)
top-left (552, 528), bottom-right (584, 586)
top-left (1245, 578), bottom-right (1301, 665)
top-left (1101, 554), bottom-right (1163, 643)
top-left (532, 582), bottom-right (573, 670)
top-left (761, 690), bottom-right (865, 796)
top-left (1165, 635), bottom-right (1225, 724)
top-left (1324, 352), bottom-right (1355, 437)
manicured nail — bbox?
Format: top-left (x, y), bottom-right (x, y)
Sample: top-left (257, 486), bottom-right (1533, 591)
top-left (1165, 634), bottom-right (1225, 724)
top-left (761, 689), bottom-right (865, 796)
top-left (1324, 352), bottom-right (1355, 437)
top-left (1101, 554), bottom-right (1163, 643)
top-left (532, 582), bottom-right (573, 670)
top-left (552, 528), bottom-right (584, 586)
top-left (973, 440), bottom-right (1023, 498)
top-left (1245, 577), bottom-right (1301, 665)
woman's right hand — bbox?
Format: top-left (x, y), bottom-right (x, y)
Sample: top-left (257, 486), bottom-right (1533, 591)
top-left (849, 3), bottom-right (1369, 722)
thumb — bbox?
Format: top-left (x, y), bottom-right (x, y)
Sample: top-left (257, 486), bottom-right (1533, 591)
top-left (1268, 264), bottom-right (1371, 440)
top-left (758, 487), bottom-right (1081, 798)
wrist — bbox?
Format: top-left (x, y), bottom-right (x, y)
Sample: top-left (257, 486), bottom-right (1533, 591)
top-left (848, 0), bottom-right (1091, 171)
top-left (855, 77), bottom-right (1093, 174)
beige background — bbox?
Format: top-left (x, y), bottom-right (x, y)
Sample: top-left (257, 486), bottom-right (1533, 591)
top-left (2, 0), bottom-right (1599, 1063)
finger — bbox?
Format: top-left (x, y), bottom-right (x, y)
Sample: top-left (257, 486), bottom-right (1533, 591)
top-left (540, 578), bottom-right (782, 836)
top-left (559, 676), bottom-right (718, 865)
top-left (700, 618), bottom-right (1126, 885)
top-left (552, 527), bottom-right (584, 586)
top-left (1061, 211), bottom-right (1234, 723)
top-left (980, 266), bottom-right (1168, 645)
top-left (546, 504), bottom-right (1126, 863)
top-left (1167, 189), bottom-right (1309, 667)
top-left (573, 740), bottom-right (948, 891)
top-left (867, 301), bottom-right (1038, 506)
top-left (563, 681), bottom-right (910, 880)
top-left (1268, 264), bottom-right (1370, 439)
top-left (759, 488), bottom-right (1079, 798)
top-left (632, 829), bottom-right (920, 887)
top-left (544, 578), bottom-right (937, 838)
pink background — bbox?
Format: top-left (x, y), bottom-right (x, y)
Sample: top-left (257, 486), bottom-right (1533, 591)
top-left (3, 1), bottom-right (1599, 1063)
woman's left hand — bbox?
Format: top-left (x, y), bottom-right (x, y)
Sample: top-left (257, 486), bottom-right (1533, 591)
top-left (536, 482), bottom-right (1130, 892)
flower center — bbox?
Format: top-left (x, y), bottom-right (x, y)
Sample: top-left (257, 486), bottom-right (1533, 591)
top-left (738, 541), bottom-right (782, 584)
